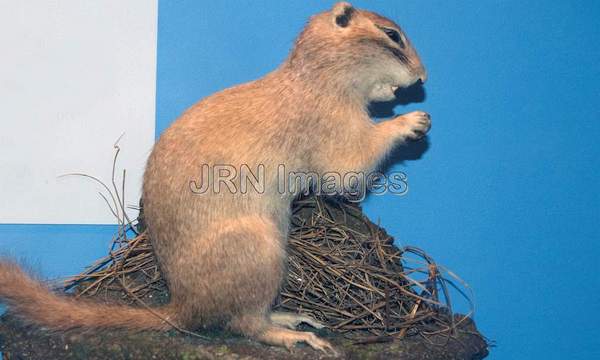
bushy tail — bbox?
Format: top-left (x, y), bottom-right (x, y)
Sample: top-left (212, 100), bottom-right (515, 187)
top-left (0, 260), bottom-right (175, 331)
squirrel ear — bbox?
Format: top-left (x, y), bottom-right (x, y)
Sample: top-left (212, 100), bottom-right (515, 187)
top-left (332, 2), bottom-right (354, 28)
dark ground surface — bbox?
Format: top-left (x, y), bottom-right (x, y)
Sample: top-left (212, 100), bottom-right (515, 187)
top-left (0, 312), bottom-right (488, 360)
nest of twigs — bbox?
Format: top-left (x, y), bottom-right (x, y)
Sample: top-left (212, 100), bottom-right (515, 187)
top-left (64, 195), bottom-right (473, 343)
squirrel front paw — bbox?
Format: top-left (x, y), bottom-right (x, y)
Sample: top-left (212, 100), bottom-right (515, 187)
top-left (398, 111), bottom-right (431, 140)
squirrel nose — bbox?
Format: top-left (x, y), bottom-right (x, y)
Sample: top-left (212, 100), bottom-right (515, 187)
top-left (419, 70), bottom-right (428, 84)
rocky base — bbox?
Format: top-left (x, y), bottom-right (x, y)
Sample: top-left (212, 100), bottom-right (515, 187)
top-left (0, 313), bottom-right (488, 360)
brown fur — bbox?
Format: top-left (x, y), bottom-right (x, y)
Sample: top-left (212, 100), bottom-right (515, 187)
top-left (0, 2), bottom-right (429, 353)
top-left (0, 261), bottom-right (175, 330)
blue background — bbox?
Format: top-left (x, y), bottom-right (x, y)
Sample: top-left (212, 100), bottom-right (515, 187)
top-left (2, 1), bottom-right (599, 359)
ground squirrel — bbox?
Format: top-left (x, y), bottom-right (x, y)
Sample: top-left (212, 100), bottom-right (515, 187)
top-left (0, 2), bottom-right (429, 355)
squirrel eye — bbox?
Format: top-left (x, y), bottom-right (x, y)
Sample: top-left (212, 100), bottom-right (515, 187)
top-left (380, 27), bottom-right (405, 49)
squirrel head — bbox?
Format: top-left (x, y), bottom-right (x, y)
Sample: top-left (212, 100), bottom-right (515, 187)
top-left (286, 2), bottom-right (426, 104)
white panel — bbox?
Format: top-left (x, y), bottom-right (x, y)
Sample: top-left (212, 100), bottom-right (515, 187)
top-left (0, 1), bottom-right (157, 224)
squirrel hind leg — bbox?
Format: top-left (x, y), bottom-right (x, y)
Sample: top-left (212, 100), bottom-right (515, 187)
top-left (229, 312), bottom-right (338, 356)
